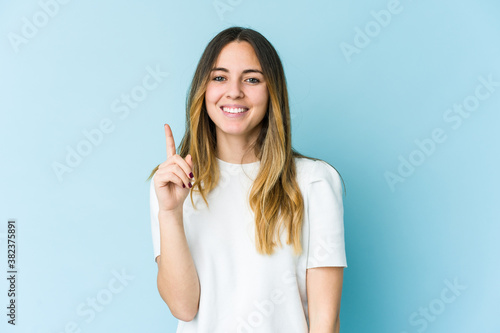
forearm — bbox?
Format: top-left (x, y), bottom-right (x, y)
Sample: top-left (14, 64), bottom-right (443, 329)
top-left (309, 315), bottom-right (339, 333)
top-left (156, 210), bottom-right (200, 321)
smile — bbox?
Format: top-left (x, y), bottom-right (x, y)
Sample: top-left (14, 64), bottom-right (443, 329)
top-left (220, 106), bottom-right (249, 113)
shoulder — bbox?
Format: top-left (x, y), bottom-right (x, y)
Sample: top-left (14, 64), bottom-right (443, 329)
top-left (294, 157), bottom-right (343, 193)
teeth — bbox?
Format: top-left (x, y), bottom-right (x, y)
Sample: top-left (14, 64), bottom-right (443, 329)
top-left (222, 107), bottom-right (248, 113)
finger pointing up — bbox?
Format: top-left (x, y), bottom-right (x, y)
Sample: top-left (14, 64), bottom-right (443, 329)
top-left (164, 124), bottom-right (176, 159)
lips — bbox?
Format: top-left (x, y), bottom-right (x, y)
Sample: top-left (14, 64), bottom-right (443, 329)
top-left (220, 106), bottom-right (249, 114)
top-left (220, 104), bottom-right (248, 109)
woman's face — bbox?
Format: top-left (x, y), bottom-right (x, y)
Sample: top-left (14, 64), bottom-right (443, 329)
top-left (205, 41), bottom-right (269, 143)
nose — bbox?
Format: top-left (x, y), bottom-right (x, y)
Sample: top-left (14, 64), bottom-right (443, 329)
top-left (226, 79), bottom-right (244, 99)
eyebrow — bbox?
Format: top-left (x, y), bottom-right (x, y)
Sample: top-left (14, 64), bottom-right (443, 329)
top-left (211, 67), bottom-right (264, 75)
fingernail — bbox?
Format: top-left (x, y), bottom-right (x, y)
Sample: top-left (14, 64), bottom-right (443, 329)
top-left (188, 182), bottom-right (192, 188)
top-left (182, 183), bottom-right (185, 188)
top-left (189, 172), bottom-right (194, 178)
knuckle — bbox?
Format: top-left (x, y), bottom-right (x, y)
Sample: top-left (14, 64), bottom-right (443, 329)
top-left (174, 164), bottom-right (185, 176)
top-left (173, 154), bottom-right (182, 162)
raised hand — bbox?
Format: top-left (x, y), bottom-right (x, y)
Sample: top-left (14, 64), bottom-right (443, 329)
top-left (153, 124), bottom-right (194, 213)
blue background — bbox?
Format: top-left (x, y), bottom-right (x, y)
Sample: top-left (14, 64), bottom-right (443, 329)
top-left (1, 0), bottom-right (499, 332)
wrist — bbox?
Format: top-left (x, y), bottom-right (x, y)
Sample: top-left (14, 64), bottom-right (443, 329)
top-left (158, 209), bottom-right (183, 223)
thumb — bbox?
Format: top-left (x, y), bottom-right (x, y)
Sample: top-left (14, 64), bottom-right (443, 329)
top-left (186, 154), bottom-right (193, 168)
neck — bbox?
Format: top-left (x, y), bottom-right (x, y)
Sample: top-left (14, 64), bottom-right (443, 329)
top-left (215, 129), bottom-right (260, 164)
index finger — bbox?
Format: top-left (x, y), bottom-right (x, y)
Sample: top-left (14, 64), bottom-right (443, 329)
top-left (164, 124), bottom-right (176, 158)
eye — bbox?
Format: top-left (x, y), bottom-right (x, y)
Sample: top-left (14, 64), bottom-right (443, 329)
top-left (212, 76), bottom-right (226, 81)
top-left (246, 78), bottom-right (260, 84)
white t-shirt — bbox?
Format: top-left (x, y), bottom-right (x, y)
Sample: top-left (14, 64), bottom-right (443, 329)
top-left (150, 156), bottom-right (347, 333)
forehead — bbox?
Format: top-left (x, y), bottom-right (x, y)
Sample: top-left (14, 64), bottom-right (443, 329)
top-left (214, 41), bottom-right (262, 69)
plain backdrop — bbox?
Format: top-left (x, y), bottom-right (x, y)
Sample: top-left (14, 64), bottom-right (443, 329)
top-left (1, 0), bottom-right (499, 332)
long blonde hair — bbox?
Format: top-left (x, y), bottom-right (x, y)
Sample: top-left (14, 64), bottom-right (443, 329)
top-left (147, 27), bottom-right (345, 256)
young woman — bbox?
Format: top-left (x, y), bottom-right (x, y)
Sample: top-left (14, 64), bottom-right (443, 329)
top-left (147, 26), bottom-right (347, 333)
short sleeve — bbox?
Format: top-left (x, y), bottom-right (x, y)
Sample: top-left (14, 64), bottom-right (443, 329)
top-left (150, 175), bottom-right (161, 263)
top-left (306, 160), bottom-right (347, 269)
